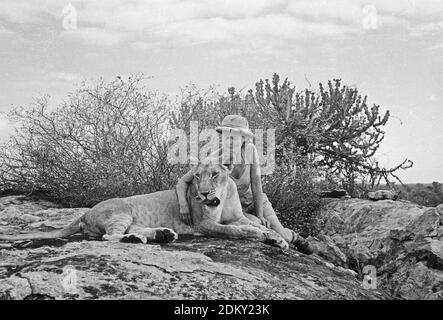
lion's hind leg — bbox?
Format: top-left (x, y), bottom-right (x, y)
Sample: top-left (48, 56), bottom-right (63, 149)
top-left (127, 225), bottom-right (178, 244)
top-left (101, 214), bottom-right (147, 244)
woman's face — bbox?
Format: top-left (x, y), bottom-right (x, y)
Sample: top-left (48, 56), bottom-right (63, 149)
top-left (218, 132), bottom-right (246, 150)
top-left (218, 132), bottom-right (246, 166)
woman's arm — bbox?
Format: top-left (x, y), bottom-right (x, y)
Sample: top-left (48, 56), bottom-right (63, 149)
top-left (176, 169), bottom-right (194, 225)
top-left (250, 163), bottom-right (264, 219)
top-left (247, 144), bottom-right (266, 222)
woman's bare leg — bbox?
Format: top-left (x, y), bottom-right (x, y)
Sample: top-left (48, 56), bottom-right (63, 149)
top-left (244, 204), bottom-right (295, 242)
top-left (260, 199), bottom-right (295, 242)
top-left (264, 215), bottom-right (294, 243)
top-left (261, 200), bottom-right (313, 254)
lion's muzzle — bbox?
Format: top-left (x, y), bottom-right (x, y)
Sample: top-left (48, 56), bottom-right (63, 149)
top-left (196, 191), bottom-right (221, 207)
top-left (201, 197), bottom-right (221, 207)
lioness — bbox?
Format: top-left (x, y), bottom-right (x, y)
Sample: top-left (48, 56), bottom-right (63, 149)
top-left (0, 158), bottom-right (289, 250)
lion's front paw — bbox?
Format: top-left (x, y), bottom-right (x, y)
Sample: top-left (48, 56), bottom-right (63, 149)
top-left (153, 228), bottom-right (178, 243)
top-left (264, 231), bottom-right (289, 251)
top-left (120, 233), bottom-right (147, 244)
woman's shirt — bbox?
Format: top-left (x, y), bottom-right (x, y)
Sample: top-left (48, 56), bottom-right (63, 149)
top-left (228, 142), bottom-right (260, 206)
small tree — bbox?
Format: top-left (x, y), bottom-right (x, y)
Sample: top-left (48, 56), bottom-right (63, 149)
top-left (249, 74), bottom-right (412, 195)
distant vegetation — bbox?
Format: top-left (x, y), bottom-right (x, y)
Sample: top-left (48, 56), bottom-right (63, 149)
top-left (395, 182), bottom-right (443, 207)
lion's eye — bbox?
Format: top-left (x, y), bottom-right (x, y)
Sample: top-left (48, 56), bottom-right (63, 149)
top-left (212, 172), bottom-right (219, 178)
top-left (194, 173), bottom-right (200, 180)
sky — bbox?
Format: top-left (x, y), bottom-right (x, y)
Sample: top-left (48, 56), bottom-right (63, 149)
top-left (0, 0), bottom-right (442, 183)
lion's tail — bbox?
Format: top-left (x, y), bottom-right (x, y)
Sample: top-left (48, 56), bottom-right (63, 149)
top-left (0, 217), bottom-right (82, 242)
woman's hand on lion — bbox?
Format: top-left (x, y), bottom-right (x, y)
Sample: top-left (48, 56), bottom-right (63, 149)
top-left (179, 208), bottom-right (193, 226)
top-left (259, 217), bottom-right (271, 228)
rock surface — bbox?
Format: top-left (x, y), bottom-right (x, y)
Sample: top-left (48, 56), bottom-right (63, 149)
top-left (318, 198), bottom-right (443, 300)
top-left (0, 196), bottom-right (386, 300)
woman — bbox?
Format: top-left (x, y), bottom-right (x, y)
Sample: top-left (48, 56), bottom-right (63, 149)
top-left (176, 115), bottom-right (313, 254)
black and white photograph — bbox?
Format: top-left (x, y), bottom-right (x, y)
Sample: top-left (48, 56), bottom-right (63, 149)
top-left (0, 0), bottom-right (442, 306)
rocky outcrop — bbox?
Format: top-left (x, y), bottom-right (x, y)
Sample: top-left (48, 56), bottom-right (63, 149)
top-left (0, 196), bottom-right (385, 300)
top-left (4, 195), bottom-right (442, 300)
top-left (317, 198), bottom-right (443, 300)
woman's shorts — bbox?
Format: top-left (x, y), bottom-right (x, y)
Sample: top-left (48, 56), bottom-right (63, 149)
top-left (241, 193), bottom-right (277, 218)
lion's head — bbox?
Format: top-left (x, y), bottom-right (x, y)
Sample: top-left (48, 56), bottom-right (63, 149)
top-left (190, 158), bottom-right (232, 208)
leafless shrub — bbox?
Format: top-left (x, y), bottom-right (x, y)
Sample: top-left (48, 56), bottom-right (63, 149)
top-left (0, 75), bottom-right (181, 207)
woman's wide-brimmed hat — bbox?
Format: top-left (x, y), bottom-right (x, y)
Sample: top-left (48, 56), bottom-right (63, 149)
top-left (215, 115), bottom-right (254, 138)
